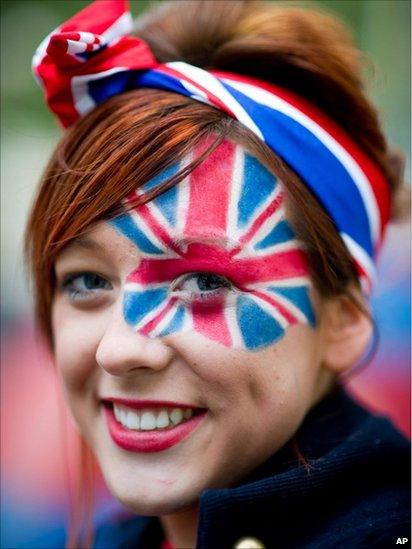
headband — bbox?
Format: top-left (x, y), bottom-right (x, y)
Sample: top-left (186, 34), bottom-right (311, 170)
top-left (32, 0), bottom-right (391, 292)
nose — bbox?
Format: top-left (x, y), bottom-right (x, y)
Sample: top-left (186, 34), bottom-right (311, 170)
top-left (95, 299), bottom-right (174, 376)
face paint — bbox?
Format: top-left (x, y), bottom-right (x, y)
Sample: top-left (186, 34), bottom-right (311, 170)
top-left (111, 139), bottom-right (315, 351)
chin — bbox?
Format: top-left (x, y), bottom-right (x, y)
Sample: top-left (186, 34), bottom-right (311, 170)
top-left (102, 468), bottom-right (203, 516)
top-left (121, 498), bottom-right (193, 517)
top-left (110, 485), bottom-right (199, 516)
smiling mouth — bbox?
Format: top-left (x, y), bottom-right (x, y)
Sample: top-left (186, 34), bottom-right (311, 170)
top-left (105, 401), bottom-right (203, 431)
top-left (102, 401), bottom-right (207, 452)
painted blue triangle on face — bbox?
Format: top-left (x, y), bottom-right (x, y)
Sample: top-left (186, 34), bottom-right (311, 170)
top-left (254, 219), bottom-right (295, 249)
top-left (236, 295), bottom-right (284, 350)
top-left (110, 215), bottom-right (164, 255)
top-left (143, 162), bottom-right (180, 227)
top-left (267, 285), bottom-right (316, 327)
top-left (152, 184), bottom-right (178, 227)
top-left (237, 153), bottom-right (277, 229)
top-left (141, 162), bottom-right (180, 191)
top-left (124, 288), bottom-right (167, 326)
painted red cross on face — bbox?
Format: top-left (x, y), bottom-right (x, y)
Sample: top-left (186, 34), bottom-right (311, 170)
top-left (111, 139), bottom-right (315, 350)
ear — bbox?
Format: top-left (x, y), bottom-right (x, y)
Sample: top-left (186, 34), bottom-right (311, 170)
top-left (320, 292), bottom-right (373, 375)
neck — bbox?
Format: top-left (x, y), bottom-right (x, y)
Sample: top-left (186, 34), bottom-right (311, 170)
top-left (160, 505), bottom-right (199, 549)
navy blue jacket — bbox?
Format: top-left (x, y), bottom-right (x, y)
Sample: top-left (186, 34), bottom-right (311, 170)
top-left (94, 385), bottom-right (410, 548)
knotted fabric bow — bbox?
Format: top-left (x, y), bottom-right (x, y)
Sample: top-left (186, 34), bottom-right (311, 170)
top-left (32, 0), bottom-right (390, 292)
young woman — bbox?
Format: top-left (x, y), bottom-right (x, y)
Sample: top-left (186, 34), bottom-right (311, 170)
top-left (28, 1), bottom-right (409, 547)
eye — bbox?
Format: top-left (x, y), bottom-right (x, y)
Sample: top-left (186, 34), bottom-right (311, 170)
top-left (171, 272), bottom-right (234, 303)
top-left (60, 272), bottom-right (112, 302)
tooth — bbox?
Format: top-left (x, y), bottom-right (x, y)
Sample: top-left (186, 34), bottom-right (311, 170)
top-left (170, 408), bottom-right (183, 426)
top-left (126, 410), bottom-right (140, 429)
top-left (112, 404), bottom-right (195, 430)
top-left (140, 411), bottom-right (156, 430)
top-left (114, 405), bottom-right (121, 421)
top-left (156, 409), bottom-right (170, 429)
top-left (184, 408), bottom-right (193, 420)
top-left (120, 408), bottom-right (127, 425)
top-left (123, 411), bottom-right (132, 429)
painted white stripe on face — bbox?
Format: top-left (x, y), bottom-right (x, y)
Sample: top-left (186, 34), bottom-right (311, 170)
top-left (256, 289), bottom-right (308, 324)
top-left (223, 294), bottom-right (244, 349)
top-left (247, 277), bottom-right (311, 290)
top-left (241, 203), bottom-right (285, 249)
top-left (247, 293), bottom-right (289, 330)
top-left (149, 301), bottom-right (181, 338)
top-left (237, 185), bottom-right (282, 244)
top-left (128, 210), bottom-right (180, 258)
top-left (235, 239), bottom-right (303, 261)
top-left (175, 154), bottom-right (193, 237)
top-left (130, 295), bottom-right (170, 333)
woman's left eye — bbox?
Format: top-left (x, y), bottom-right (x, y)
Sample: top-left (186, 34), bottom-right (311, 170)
top-left (61, 272), bottom-right (112, 302)
top-left (171, 272), bottom-right (233, 301)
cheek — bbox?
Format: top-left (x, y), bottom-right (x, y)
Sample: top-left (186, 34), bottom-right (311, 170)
top-left (167, 325), bottom-right (317, 410)
top-left (166, 327), bottom-right (321, 470)
top-left (52, 302), bottom-right (101, 393)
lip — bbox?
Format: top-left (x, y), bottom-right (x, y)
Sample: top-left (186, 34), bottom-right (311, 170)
top-left (102, 397), bottom-right (199, 410)
top-left (103, 403), bottom-right (206, 453)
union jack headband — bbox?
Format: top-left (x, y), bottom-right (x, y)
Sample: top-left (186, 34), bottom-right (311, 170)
top-left (32, 0), bottom-right (391, 292)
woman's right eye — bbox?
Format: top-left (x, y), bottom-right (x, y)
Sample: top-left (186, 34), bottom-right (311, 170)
top-left (60, 272), bottom-right (112, 302)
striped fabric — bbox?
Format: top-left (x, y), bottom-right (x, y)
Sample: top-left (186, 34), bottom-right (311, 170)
top-left (32, 0), bottom-right (391, 291)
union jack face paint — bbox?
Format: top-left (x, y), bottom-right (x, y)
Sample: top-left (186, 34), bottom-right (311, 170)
top-left (111, 140), bottom-right (315, 351)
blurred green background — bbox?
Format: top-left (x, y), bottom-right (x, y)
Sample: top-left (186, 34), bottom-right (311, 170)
top-left (1, 0), bottom-right (410, 321)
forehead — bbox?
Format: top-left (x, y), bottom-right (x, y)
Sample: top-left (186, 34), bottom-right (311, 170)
top-left (116, 138), bottom-right (281, 247)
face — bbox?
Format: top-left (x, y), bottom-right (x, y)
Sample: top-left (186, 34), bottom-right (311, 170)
top-left (52, 139), bottom-right (331, 515)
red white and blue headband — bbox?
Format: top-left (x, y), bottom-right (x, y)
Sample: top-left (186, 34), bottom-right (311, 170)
top-left (32, 0), bottom-right (391, 292)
